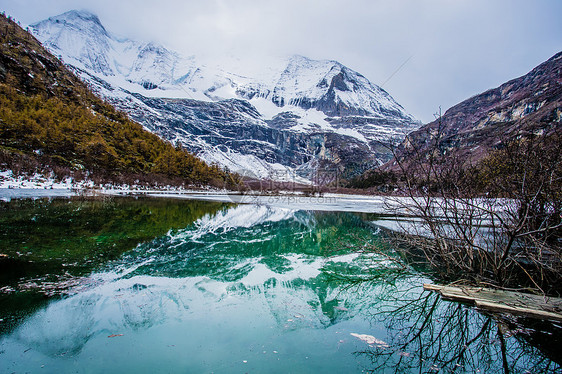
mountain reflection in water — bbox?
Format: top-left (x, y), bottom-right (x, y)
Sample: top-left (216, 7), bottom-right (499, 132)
top-left (0, 199), bottom-right (560, 373)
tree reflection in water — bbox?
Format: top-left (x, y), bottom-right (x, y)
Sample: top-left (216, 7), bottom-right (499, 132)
top-left (354, 284), bottom-right (562, 373)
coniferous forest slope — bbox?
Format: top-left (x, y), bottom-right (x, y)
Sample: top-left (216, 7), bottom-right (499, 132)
top-left (0, 14), bottom-right (238, 188)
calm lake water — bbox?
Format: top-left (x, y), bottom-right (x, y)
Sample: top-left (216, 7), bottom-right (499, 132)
top-left (0, 197), bottom-right (560, 373)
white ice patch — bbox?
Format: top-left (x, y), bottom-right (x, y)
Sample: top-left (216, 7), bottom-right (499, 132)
top-left (350, 333), bottom-right (389, 348)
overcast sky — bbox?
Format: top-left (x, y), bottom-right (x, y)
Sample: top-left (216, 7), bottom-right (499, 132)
top-left (1, 0), bottom-right (561, 123)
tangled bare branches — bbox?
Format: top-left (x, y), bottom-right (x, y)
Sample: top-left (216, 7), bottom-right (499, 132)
top-left (386, 116), bottom-right (562, 294)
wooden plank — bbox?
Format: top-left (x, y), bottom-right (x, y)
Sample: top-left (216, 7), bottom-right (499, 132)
top-left (423, 283), bottom-right (562, 322)
top-left (439, 288), bottom-right (478, 304)
top-left (475, 300), bottom-right (562, 322)
top-left (422, 283), bottom-right (443, 292)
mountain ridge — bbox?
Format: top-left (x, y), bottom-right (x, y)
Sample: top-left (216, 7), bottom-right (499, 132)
top-left (389, 51), bottom-right (562, 168)
top-left (30, 10), bottom-right (419, 179)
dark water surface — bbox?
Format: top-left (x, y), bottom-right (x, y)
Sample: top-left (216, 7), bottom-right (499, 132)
top-left (0, 197), bottom-right (560, 373)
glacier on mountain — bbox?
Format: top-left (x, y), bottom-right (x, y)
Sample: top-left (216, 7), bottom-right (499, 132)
top-left (30, 10), bottom-right (420, 181)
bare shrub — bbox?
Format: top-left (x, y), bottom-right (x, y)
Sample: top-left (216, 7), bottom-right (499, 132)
top-left (386, 117), bottom-right (562, 294)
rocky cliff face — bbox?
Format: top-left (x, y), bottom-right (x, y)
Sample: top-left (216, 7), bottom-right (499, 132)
top-left (391, 52), bottom-right (562, 166)
top-left (31, 10), bottom-right (420, 180)
top-left (88, 72), bottom-right (377, 180)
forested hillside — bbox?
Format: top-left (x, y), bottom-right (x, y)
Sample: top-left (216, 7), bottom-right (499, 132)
top-left (0, 13), bottom-right (238, 188)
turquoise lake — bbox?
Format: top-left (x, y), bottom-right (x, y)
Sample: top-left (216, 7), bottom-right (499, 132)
top-left (0, 197), bottom-right (560, 373)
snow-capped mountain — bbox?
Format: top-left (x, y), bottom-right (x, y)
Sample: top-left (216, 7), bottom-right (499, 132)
top-left (30, 10), bottom-right (199, 93)
top-left (237, 54), bottom-right (409, 119)
top-left (31, 10), bottom-right (420, 180)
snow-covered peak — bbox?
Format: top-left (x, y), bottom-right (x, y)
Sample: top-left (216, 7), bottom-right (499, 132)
top-left (235, 54), bottom-right (414, 120)
top-left (127, 42), bottom-right (185, 88)
top-left (31, 10), bottom-right (113, 75)
top-left (31, 11), bottom-right (200, 93)
top-left (273, 55), bottom-right (343, 101)
top-left (31, 10), bottom-right (416, 123)
top-left (44, 10), bottom-right (107, 34)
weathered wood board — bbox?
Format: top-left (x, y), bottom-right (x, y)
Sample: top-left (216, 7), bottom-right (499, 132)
top-left (424, 283), bottom-right (562, 322)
